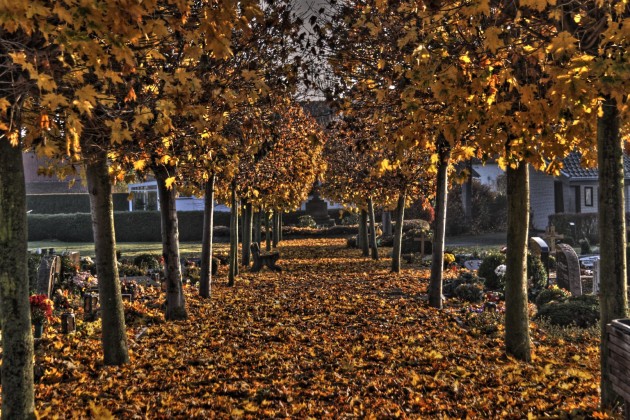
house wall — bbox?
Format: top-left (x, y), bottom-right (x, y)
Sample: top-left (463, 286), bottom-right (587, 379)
top-left (529, 169), bottom-right (556, 231)
top-left (573, 181), bottom-right (598, 214)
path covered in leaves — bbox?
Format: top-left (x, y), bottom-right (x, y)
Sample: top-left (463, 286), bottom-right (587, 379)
top-left (32, 238), bottom-right (601, 418)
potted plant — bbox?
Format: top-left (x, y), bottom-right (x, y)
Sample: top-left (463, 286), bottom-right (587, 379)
top-left (29, 294), bottom-right (54, 339)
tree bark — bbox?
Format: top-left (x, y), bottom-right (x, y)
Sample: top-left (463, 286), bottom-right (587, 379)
top-left (85, 150), bottom-right (129, 365)
top-left (428, 136), bottom-right (450, 309)
top-left (155, 167), bottom-right (187, 320)
top-left (0, 141), bottom-right (35, 420)
top-left (382, 210), bottom-right (393, 236)
top-left (598, 95), bottom-right (628, 409)
top-left (228, 181), bottom-right (238, 286)
top-left (392, 193), bottom-right (406, 273)
top-left (504, 160), bottom-right (531, 362)
top-left (200, 173), bottom-right (215, 299)
top-left (272, 211), bottom-right (280, 248)
top-left (360, 209), bottom-right (369, 256)
top-left (254, 208), bottom-right (262, 245)
top-left (265, 210), bottom-right (271, 251)
top-left (368, 197), bottom-right (379, 260)
top-left (242, 202), bottom-right (253, 266)
top-left (279, 213), bottom-right (283, 242)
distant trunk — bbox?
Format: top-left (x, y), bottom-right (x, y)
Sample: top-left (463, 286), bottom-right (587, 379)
top-left (228, 181), bottom-right (238, 286)
top-left (368, 197), bottom-right (379, 260)
top-left (0, 141), bottom-right (35, 420)
top-left (155, 167), bottom-right (187, 320)
top-left (242, 202), bottom-right (253, 267)
top-left (279, 213), bottom-right (283, 241)
top-left (504, 160), bottom-right (531, 362)
top-left (254, 208), bottom-right (262, 245)
top-left (598, 95), bottom-right (628, 409)
top-left (265, 210), bottom-right (271, 251)
top-left (392, 193), bottom-right (406, 273)
top-left (272, 211), bottom-right (280, 248)
top-left (382, 210), bottom-right (393, 236)
top-left (360, 209), bottom-right (369, 256)
top-left (200, 173), bottom-right (215, 298)
top-left (428, 136), bottom-right (450, 309)
top-left (85, 149), bottom-right (129, 365)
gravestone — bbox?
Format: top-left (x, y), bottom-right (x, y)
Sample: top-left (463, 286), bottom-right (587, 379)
top-left (37, 255), bottom-right (61, 298)
top-left (305, 191), bottom-right (334, 226)
top-left (63, 251), bottom-right (80, 267)
top-left (464, 259), bottom-right (483, 271)
top-left (382, 211), bottom-right (393, 236)
top-left (529, 236), bottom-right (550, 277)
top-left (592, 258), bottom-right (600, 294)
top-left (556, 243), bottom-right (582, 296)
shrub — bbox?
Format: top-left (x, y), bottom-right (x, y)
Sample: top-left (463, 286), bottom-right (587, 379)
top-left (133, 254), bottom-right (161, 271)
top-left (536, 294), bottom-right (599, 328)
top-left (579, 238), bottom-right (591, 254)
top-left (527, 253), bottom-right (548, 290)
top-left (478, 253), bottom-right (506, 290)
top-left (454, 283), bottom-right (485, 303)
top-left (547, 254), bottom-right (557, 270)
top-left (548, 213), bottom-right (599, 244)
top-left (119, 263), bottom-right (145, 277)
top-left (446, 180), bottom-right (507, 236)
top-left (340, 212), bottom-right (359, 225)
top-left (535, 286), bottom-right (571, 307)
top-left (297, 215), bottom-right (317, 228)
top-left (183, 265), bottom-right (201, 284)
top-left (443, 271), bottom-right (484, 297)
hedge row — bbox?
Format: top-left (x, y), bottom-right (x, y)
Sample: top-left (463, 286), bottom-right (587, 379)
top-left (28, 210), bottom-right (344, 242)
top-left (27, 193), bottom-right (129, 214)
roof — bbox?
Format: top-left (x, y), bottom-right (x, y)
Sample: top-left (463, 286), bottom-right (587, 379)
top-left (26, 182), bottom-right (88, 195)
top-left (560, 152), bottom-right (630, 180)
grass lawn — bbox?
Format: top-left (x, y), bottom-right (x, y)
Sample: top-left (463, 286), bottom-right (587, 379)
top-left (28, 241), bottom-right (230, 258)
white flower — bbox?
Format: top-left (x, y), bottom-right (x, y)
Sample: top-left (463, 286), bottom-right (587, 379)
top-left (494, 264), bottom-right (506, 277)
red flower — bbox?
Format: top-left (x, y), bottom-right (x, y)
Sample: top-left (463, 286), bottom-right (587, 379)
top-left (30, 294), bottom-right (54, 323)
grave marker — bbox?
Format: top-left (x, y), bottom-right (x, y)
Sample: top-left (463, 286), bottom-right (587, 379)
top-left (556, 243), bottom-right (582, 296)
top-left (542, 225), bottom-right (564, 253)
top-left (529, 236), bottom-right (550, 279)
top-left (37, 255), bottom-right (61, 299)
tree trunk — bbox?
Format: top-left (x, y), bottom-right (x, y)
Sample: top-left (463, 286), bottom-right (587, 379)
top-left (360, 209), bottom-right (369, 256)
top-left (504, 160), bottom-right (531, 362)
top-left (254, 208), bottom-right (262, 245)
top-left (272, 211), bottom-right (280, 248)
top-left (598, 95), bottom-right (628, 409)
top-left (392, 193), bottom-right (406, 273)
top-left (200, 173), bottom-right (215, 299)
top-left (228, 181), bottom-right (238, 286)
top-left (0, 141), bottom-right (35, 420)
top-left (155, 168), bottom-right (187, 320)
top-left (368, 197), bottom-right (379, 260)
top-left (428, 136), bottom-right (450, 308)
top-left (279, 213), bottom-right (283, 241)
top-left (242, 202), bottom-right (253, 266)
top-left (382, 210), bottom-right (393, 236)
top-left (265, 210), bottom-right (271, 251)
top-left (85, 150), bottom-right (129, 365)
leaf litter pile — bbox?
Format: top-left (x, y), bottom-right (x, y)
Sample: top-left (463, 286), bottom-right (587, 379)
top-left (26, 239), bottom-right (603, 418)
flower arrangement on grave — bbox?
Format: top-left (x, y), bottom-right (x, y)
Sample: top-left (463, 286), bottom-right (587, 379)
top-left (66, 271), bottom-right (98, 293)
top-left (30, 294), bottom-right (54, 324)
top-left (53, 289), bottom-right (72, 311)
top-left (121, 279), bottom-right (142, 298)
top-left (494, 264), bottom-right (506, 278)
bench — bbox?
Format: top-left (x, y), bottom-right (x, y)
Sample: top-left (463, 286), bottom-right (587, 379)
top-left (250, 243), bottom-right (281, 272)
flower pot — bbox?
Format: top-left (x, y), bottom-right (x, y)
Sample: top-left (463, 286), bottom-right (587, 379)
top-left (33, 321), bottom-right (44, 339)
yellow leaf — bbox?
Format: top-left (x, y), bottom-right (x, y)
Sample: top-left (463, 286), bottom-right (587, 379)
top-left (133, 160), bottom-right (146, 171)
top-left (165, 177), bottom-right (176, 190)
top-left (459, 54), bottom-right (471, 64)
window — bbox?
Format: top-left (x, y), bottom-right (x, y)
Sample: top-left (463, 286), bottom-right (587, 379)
top-left (584, 186), bottom-right (593, 207)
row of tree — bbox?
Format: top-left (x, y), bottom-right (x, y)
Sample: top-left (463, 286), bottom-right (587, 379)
top-left (0, 1), bottom-right (328, 418)
top-left (313, 0), bottom-right (628, 409)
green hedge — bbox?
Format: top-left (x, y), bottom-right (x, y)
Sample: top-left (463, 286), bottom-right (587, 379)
top-left (27, 193), bottom-right (129, 214)
top-left (27, 209), bottom-right (344, 242)
top-left (548, 213), bottom-right (599, 244)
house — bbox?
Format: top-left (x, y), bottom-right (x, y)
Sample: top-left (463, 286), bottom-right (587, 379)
top-left (470, 153), bottom-right (630, 231)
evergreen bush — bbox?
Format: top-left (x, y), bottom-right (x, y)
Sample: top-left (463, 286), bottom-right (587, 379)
top-left (478, 253), bottom-right (506, 290)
